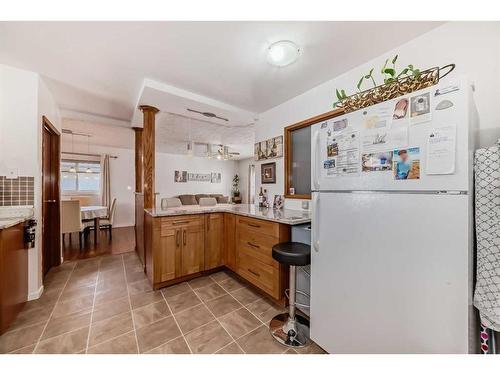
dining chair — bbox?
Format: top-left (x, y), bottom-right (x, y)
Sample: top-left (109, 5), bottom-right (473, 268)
top-left (99, 197), bottom-right (117, 239)
top-left (61, 200), bottom-right (87, 248)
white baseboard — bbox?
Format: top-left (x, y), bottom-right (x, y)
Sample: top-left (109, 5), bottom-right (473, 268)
top-left (28, 284), bottom-right (44, 301)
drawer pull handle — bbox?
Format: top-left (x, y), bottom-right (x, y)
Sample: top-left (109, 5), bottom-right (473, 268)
top-left (247, 242), bottom-right (260, 249)
top-left (176, 230), bottom-right (180, 246)
top-left (173, 221), bottom-right (189, 225)
top-left (248, 268), bottom-right (260, 277)
top-left (183, 229), bottom-right (187, 246)
top-left (248, 223), bottom-right (260, 228)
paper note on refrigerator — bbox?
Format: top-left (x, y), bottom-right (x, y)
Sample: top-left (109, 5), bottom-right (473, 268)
top-left (426, 125), bottom-right (456, 175)
top-left (325, 131), bottom-right (360, 177)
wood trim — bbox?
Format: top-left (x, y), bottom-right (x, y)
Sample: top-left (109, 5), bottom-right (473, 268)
top-left (132, 127), bottom-right (143, 193)
top-left (140, 105), bottom-right (159, 209)
top-left (284, 108), bottom-right (344, 199)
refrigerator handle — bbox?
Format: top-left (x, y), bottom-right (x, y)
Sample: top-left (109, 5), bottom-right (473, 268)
top-left (313, 128), bottom-right (321, 191)
top-left (312, 193), bottom-right (320, 252)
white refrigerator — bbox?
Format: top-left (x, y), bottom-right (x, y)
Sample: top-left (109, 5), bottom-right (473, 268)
top-left (310, 78), bottom-right (478, 353)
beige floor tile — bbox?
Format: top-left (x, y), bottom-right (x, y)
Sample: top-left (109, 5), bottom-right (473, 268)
top-left (188, 276), bottom-right (215, 290)
top-left (174, 304), bottom-right (215, 334)
top-left (284, 348), bottom-right (298, 354)
top-left (230, 287), bottom-right (261, 306)
top-left (165, 290), bottom-right (201, 314)
top-left (126, 269), bottom-right (148, 284)
top-left (147, 336), bottom-right (191, 354)
top-left (92, 296), bottom-right (130, 323)
top-left (89, 311), bottom-right (134, 347)
top-left (161, 282), bottom-right (191, 298)
top-left (218, 277), bottom-right (246, 292)
top-left (7, 305), bottom-right (52, 332)
top-left (42, 309), bottom-right (92, 340)
top-left (35, 326), bottom-right (89, 354)
top-left (194, 283), bottom-right (227, 302)
top-left (9, 344), bottom-right (36, 354)
top-left (59, 284), bottom-right (95, 300)
top-left (87, 332), bottom-right (138, 354)
top-left (22, 286), bottom-right (62, 312)
top-left (294, 342), bottom-right (327, 354)
top-left (0, 322), bottom-right (45, 353)
top-left (96, 275), bottom-right (127, 293)
top-left (128, 279), bottom-right (153, 296)
top-left (94, 286), bottom-right (128, 306)
top-left (210, 271), bottom-right (232, 283)
top-left (237, 325), bottom-right (286, 354)
top-left (184, 321), bottom-right (232, 354)
top-left (130, 290), bottom-right (164, 310)
top-left (51, 294), bottom-right (94, 318)
top-left (136, 316), bottom-right (181, 353)
top-left (205, 295), bottom-right (241, 318)
top-left (132, 300), bottom-right (171, 328)
top-left (218, 308), bottom-right (262, 339)
top-left (246, 298), bottom-right (285, 323)
top-left (215, 341), bottom-right (244, 354)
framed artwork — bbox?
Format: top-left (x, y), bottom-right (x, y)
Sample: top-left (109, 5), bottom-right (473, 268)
top-left (254, 135), bottom-right (283, 161)
top-left (211, 172), bottom-right (221, 183)
top-left (174, 170), bottom-right (187, 183)
top-left (188, 173), bottom-right (211, 182)
top-left (261, 162), bottom-right (276, 184)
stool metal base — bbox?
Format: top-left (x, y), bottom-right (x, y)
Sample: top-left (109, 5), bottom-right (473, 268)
top-left (269, 312), bottom-right (310, 348)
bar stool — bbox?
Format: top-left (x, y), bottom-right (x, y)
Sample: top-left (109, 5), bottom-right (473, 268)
top-left (269, 241), bottom-right (311, 348)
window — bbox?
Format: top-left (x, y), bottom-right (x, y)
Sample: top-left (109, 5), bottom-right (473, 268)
top-left (61, 160), bottom-right (101, 193)
top-left (284, 109), bottom-right (344, 199)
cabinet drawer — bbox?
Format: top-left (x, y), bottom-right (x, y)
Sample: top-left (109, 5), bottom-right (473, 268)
top-left (238, 236), bottom-right (278, 267)
top-left (160, 215), bottom-right (204, 236)
top-left (238, 254), bottom-right (279, 299)
top-left (236, 216), bottom-right (279, 238)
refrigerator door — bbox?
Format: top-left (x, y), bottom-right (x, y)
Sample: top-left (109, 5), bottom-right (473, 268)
top-left (311, 79), bottom-right (474, 192)
top-left (310, 191), bottom-right (472, 353)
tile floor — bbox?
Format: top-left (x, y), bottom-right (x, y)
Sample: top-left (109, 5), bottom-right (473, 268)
top-left (0, 252), bottom-right (325, 354)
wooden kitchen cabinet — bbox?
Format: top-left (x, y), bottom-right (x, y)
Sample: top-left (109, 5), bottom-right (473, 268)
top-left (205, 213), bottom-right (224, 270)
top-left (0, 222), bottom-right (28, 334)
top-left (223, 213), bottom-right (236, 271)
top-left (145, 214), bottom-right (204, 287)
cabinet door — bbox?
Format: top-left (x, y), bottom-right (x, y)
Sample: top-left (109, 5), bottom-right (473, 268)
top-left (223, 213), bottom-right (237, 271)
top-left (205, 213), bottom-right (224, 270)
top-left (155, 226), bottom-right (180, 283)
top-left (181, 225), bottom-right (205, 276)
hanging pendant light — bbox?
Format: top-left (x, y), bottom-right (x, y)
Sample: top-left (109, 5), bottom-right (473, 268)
top-left (69, 134), bottom-right (76, 173)
top-left (85, 135), bottom-right (92, 173)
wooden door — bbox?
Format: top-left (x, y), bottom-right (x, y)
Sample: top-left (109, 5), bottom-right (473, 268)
top-left (223, 213), bottom-right (236, 271)
top-left (205, 213), bottom-right (224, 270)
top-left (42, 117), bottom-right (61, 275)
top-left (155, 226), bottom-right (180, 283)
top-left (180, 224), bottom-right (204, 276)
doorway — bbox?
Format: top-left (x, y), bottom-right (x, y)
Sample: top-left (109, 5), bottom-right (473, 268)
top-left (42, 116), bottom-right (61, 276)
top-left (248, 164), bottom-right (255, 204)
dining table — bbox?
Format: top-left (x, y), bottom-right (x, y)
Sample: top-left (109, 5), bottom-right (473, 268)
top-left (81, 205), bottom-right (108, 244)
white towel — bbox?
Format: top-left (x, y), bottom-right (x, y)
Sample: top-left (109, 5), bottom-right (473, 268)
top-left (474, 144), bottom-right (500, 331)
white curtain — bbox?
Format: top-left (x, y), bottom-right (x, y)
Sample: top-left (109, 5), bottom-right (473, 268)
top-left (101, 154), bottom-right (111, 209)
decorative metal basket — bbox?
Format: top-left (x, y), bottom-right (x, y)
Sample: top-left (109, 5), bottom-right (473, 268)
top-left (335, 64), bottom-right (455, 113)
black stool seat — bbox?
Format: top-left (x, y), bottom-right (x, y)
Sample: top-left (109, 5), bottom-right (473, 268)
top-left (272, 242), bottom-right (311, 266)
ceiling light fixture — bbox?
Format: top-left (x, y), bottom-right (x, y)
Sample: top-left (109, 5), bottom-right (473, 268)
top-left (267, 40), bottom-right (300, 67)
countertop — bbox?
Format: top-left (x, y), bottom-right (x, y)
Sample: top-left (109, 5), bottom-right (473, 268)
top-left (145, 204), bottom-right (311, 225)
top-left (0, 206), bottom-right (34, 229)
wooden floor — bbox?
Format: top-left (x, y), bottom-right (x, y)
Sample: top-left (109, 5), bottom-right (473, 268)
top-left (62, 226), bottom-right (136, 261)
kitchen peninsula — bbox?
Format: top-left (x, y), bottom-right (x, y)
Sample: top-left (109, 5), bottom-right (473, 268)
top-left (144, 204), bottom-right (311, 302)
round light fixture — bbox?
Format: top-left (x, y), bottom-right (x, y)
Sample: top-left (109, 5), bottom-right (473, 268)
top-left (267, 40), bottom-right (300, 67)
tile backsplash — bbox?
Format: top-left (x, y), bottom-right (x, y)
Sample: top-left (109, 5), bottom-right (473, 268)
top-left (0, 176), bottom-right (35, 206)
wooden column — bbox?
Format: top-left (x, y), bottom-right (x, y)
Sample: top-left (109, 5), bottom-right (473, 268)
top-left (140, 105), bottom-right (159, 209)
top-left (132, 127), bottom-right (143, 193)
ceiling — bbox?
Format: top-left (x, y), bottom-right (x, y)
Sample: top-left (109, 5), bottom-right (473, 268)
top-left (0, 21), bottom-right (443, 156)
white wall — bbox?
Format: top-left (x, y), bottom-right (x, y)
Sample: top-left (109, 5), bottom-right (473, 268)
top-left (155, 152), bottom-right (237, 206)
top-left (0, 65), bottom-right (61, 299)
top-left (236, 157), bottom-right (254, 204)
top-left (255, 22), bottom-right (500, 208)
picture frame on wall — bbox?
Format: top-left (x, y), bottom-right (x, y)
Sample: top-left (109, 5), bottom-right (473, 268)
top-left (261, 162), bottom-right (276, 184)
top-left (174, 170), bottom-right (188, 183)
top-left (254, 135), bottom-right (283, 161)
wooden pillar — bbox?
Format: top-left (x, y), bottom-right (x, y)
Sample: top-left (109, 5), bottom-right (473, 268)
top-left (132, 127), bottom-right (143, 193)
top-left (140, 105), bottom-right (159, 209)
